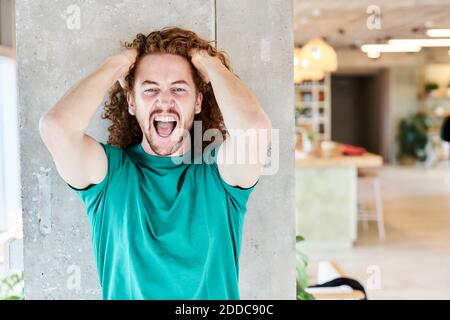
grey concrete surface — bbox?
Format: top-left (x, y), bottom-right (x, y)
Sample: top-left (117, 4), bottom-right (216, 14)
top-left (216, 0), bottom-right (296, 299)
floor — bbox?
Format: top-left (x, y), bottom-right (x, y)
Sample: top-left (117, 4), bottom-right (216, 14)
top-left (300, 162), bottom-right (450, 300)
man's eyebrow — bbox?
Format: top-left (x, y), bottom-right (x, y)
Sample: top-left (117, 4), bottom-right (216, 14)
top-left (142, 80), bottom-right (190, 86)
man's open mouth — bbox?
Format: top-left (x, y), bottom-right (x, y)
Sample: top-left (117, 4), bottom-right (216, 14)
top-left (153, 115), bottom-right (178, 138)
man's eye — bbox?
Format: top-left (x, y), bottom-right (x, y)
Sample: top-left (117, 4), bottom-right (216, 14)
top-left (144, 88), bottom-right (158, 93)
top-left (173, 88), bottom-right (186, 92)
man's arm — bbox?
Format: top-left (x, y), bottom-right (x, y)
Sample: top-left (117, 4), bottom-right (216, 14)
top-left (190, 50), bottom-right (272, 188)
top-left (39, 50), bottom-right (136, 189)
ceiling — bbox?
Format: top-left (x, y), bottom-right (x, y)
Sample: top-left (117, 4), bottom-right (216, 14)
top-left (294, 0), bottom-right (450, 48)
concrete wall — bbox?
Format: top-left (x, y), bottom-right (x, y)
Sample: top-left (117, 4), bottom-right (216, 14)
top-left (16, 0), bottom-right (295, 299)
top-left (216, 0), bottom-right (296, 299)
top-left (0, 0), bottom-right (16, 48)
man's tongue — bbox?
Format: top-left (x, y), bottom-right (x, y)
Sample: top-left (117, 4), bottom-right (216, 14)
top-left (155, 121), bottom-right (176, 137)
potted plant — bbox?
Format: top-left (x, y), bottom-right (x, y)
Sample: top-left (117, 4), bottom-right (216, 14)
top-left (0, 272), bottom-right (24, 300)
top-left (425, 82), bottom-right (439, 97)
top-left (296, 235), bottom-right (315, 300)
top-left (396, 112), bottom-right (430, 165)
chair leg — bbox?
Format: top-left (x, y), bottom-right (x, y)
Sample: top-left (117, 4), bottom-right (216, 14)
top-left (358, 180), bottom-right (369, 231)
top-left (362, 211), bottom-right (369, 231)
top-left (373, 178), bottom-right (385, 241)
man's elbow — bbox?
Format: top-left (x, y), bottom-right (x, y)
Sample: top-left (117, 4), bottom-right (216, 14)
top-left (39, 113), bottom-right (57, 139)
top-left (39, 111), bottom-right (72, 147)
top-left (39, 110), bottom-right (60, 133)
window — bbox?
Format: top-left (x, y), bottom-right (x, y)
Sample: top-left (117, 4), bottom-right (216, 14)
top-left (0, 56), bottom-right (21, 232)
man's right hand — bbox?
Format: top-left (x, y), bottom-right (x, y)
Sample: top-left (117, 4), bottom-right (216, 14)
top-left (39, 48), bottom-right (137, 190)
top-left (114, 48), bottom-right (138, 89)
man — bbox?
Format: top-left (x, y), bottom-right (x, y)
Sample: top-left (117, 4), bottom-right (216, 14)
top-left (39, 27), bottom-right (271, 299)
top-left (442, 116), bottom-right (450, 143)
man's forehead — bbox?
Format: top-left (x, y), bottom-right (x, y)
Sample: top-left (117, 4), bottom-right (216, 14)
top-left (137, 53), bottom-right (192, 76)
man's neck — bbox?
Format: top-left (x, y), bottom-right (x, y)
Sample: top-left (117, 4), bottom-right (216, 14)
top-left (140, 138), bottom-right (192, 157)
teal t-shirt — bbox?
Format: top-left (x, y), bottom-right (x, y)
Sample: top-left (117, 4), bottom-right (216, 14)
top-left (68, 142), bottom-right (257, 300)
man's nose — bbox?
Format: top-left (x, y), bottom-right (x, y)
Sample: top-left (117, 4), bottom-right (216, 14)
top-left (157, 90), bottom-right (175, 108)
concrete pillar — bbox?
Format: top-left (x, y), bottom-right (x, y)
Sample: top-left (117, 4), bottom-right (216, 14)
top-left (216, 0), bottom-right (296, 299)
top-left (16, 0), bottom-right (295, 299)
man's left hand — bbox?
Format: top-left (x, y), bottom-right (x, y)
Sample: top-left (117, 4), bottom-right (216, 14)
top-left (189, 48), bottom-right (222, 84)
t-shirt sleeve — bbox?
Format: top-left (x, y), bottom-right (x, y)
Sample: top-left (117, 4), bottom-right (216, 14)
top-left (66, 142), bottom-right (121, 217)
top-left (208, 144), bottom-right (259, 215)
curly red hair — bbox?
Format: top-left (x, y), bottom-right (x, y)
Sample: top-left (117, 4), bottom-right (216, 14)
top-left (102, 26), bottom-right (231, 151)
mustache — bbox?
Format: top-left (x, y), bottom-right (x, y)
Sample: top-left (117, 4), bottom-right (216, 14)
top-left (149, 107), bottom-right (180, 120)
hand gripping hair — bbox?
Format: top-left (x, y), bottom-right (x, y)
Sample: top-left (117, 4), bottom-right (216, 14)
top-left (102, 26), bottom-right (231, 151)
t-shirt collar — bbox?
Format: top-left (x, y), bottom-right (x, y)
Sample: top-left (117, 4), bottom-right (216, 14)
top-left (128, 142), bottom-right (194, 169)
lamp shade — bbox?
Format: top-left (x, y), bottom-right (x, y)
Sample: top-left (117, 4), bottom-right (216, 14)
top-left (297, 38), bottom-right (337, 72)
top-left (294, 47), bottom-right (324, 83)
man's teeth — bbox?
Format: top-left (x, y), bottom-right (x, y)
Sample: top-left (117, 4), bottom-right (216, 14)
top-left (155, 115), bottom-right (177, 122)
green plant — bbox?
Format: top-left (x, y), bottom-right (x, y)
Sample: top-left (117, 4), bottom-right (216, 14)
top-left (296, 235), bottom-right (315, 300)
top-left (396, 112), bottom-right (430, 162)
top-left (425, 82), bottom-right (439, 94)
top-left (1, 272), bottom-right (24, 300)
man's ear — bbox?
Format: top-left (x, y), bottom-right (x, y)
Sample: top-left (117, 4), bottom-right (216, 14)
top-left (194, 91), bottom-right (203, 114)
top-left (126, 91), bottom-right (136, 116)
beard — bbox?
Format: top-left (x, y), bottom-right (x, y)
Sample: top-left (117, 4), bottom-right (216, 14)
top-left (136, 102), bottom-right (197, 156)
top-left (144, 112), bottom-right (194, 156)
top-left (144, 128), bottom-right (186, 156)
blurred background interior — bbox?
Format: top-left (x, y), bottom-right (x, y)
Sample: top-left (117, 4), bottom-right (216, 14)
top-left (294, 0), bottom-right (450, 299)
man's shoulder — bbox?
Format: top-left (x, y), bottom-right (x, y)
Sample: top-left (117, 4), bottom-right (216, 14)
top-left (100, 142), bottom-right (136, 169)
